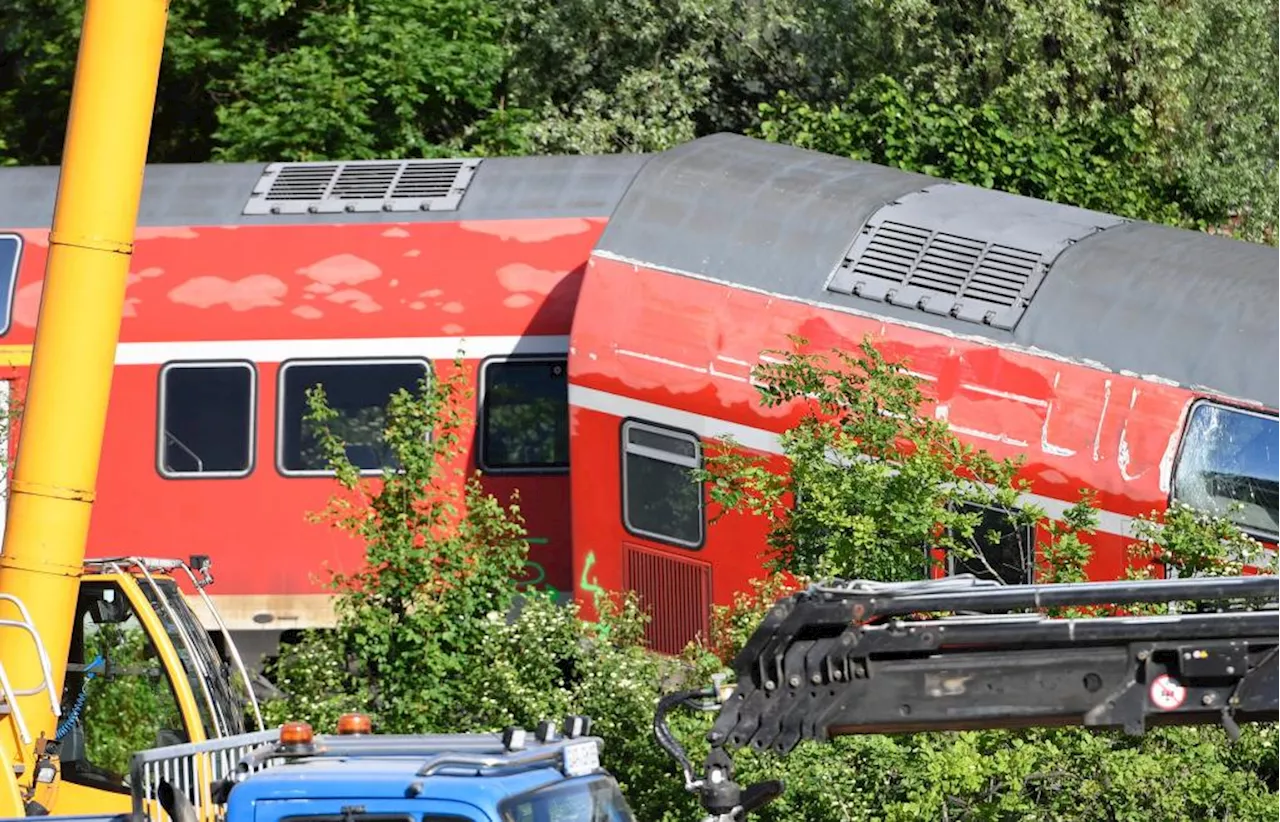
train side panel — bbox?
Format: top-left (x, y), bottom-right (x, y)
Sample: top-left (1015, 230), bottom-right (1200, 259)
top-left (3, 219), bottom-right (600, 630)
top-left (569, 258), bottom-right (1216, 650)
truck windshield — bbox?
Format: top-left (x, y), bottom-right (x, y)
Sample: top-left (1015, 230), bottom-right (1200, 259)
top-left (498, 775), bottom-right (637, 822)
top-left (137, 577), bottom-right (250, 738)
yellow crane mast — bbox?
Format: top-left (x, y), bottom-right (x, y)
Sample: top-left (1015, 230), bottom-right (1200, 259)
top-left (0, 0), bottom-right (169, 746)
top-left (0, 0), bottom-right (262, 815)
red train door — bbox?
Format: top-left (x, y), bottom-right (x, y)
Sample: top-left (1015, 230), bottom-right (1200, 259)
top-left (475, 354), bottom-right (574, 598)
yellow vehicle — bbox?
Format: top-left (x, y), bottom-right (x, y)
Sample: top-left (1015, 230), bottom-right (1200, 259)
top-left (0, 0), bottom-right (267, 814)
top-left (2, 557), bottom-right (263, 816)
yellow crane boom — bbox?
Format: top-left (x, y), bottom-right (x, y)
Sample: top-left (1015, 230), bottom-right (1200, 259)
top-left (0, 0), bottom-right (170, 802)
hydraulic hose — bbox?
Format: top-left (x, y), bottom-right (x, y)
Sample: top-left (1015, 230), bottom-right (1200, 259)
top-left (653, 687), bottom-right (716, 790)
top-left (55, 655), bottom-right (104, 741)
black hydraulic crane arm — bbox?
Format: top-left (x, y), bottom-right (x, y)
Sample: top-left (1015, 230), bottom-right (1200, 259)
top-left (654, 574), bottom-right (1280, 820)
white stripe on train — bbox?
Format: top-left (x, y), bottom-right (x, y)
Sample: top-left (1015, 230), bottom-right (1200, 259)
top-left (112, 334), bottom-right (571, 365)
top-left (568, 384), bottom-right (1141, 539)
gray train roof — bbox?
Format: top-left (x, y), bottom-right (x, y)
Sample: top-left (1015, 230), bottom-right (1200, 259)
top-left (0, 153), bottom-right (648, 228)
top-left (595, 133), bottom-right (1279, 408)
top-left (0, 134), bottom-right (1274, 406)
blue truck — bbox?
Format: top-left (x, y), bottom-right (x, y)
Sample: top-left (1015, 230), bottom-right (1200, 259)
top-left (136, 715), bottom-right (635, 822)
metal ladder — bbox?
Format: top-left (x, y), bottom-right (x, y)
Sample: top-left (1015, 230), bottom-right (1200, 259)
top-left (0, 593), bottom-right (61, 745)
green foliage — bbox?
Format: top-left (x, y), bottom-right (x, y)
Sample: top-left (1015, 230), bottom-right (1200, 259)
top-left (697, 335), bottom-right (1056, 583)
top-left (259, 629), bottom-right (367, 733)
top-left (456, 591), bottom-right (718, 815)
top-left (756, 75), bottom-right (1188, 226)
top-left (295, 355), bottom-right (530, 732)
top-left (210, 0), bottom-right (506, 161)
top-left (261, 356), bottom-right (717, 815)
top-left (261, 332), bottom-right (1277, 820)
top-left (1, 0), bottom-right (1272, 238)
top-left (81, 625), bottom-right (184, 776)
top-left (1129, 501), bottom-right (1278, 580)
top-left (688, 338), bottom-right (1277, 820)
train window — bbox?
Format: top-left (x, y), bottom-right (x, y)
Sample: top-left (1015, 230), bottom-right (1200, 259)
top-left (278, 359), bottom-right (429, 475)
top-left (621, 420), bottom-right (703, 548)
top-left (480, 357), bottom-right (569, 473)
top-left (158, 362), bottom-right (255, 478)
top-left (0, 234), bottom-right (20, 336)
top-left (1172, 401), bottom-right (1279, 541)
top-left (947, 503), bottom-right (1035, 585)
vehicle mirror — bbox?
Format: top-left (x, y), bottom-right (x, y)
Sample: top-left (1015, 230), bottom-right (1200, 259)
top-left (89, 595), bottom-right (129, 625)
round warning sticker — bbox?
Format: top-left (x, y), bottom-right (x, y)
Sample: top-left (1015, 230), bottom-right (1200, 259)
top-left (1149, 674), bottom-right (1187, 710)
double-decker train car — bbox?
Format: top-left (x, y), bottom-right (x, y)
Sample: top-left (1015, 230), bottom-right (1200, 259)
top-left (0, 152), bottom-right (646, 662)
top-left (0, 134), bottom-right (1274, 660)
top-left (567, 134), bottom-right (1278, 652)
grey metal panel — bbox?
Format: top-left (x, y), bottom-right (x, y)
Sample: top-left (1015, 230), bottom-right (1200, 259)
top-left (1017, 222), bottom-right (1279, 407)
top-left (827, 183), bottom-right (1128, 330)
top-left (595, 132), bottom-right (939, 297)
top-left (0, 152), bottom-right (649, 228)
top-left (0, 165), bottom-right (71, 228)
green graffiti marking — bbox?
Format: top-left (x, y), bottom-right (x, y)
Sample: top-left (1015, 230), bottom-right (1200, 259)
top-left (514, 537), bottom-right (560, 595)
top-left (579, 551), bottom-right (604, 597)
top-left (518, 560), bottom-right (547, 587)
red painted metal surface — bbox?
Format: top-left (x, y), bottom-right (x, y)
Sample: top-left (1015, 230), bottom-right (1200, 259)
top-left (567, 256), bottom-right (1223, 636)
top-left (1, 219), bottom-right (604, 628)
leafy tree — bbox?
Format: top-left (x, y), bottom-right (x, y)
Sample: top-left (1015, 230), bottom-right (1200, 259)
top-left (3, 0), bottom-right (1273, 241)
top-left (755, 76), bottom-right (1188, 227)
top-left (696, 334), bottom-right (1069, 584)
top-left (297, 355), bottom-right (530, 733)
top-left (211, 0), bottom-right (507, 161)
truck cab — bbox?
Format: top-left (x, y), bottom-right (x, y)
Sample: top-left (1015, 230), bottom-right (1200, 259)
top-left (123, 715), bottom-right (637, 822)
top-left (228, 757), bottom-right (633, 822)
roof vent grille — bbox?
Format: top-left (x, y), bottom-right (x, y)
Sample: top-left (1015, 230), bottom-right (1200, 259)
top-left (243, 158), bottom-right (482, 215)
top-left (826, 183), bottom-right (1128, 330)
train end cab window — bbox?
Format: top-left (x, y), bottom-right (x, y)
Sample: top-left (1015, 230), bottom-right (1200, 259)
top-left (1172, 401), bottom-right (1279, 543)
top-left (0, 234), bottom-right (20, 336)
top-left (947, 503), bottom-right (1035, 585)
top-left (480, 357), bottom-right (569, 473)
top-left (621, 420), bottom-right (704, 548)
top-left (278, 359), bottom-right (429, 475)
top-left (158, 362), bottom-right (255, 478)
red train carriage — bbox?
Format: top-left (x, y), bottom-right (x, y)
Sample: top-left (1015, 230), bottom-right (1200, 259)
top-left (567, 134), bottom-right (1279, 653)
top-left (0, 134), bottom-right (1274, 663)
top-left (0, 152), bottom-right (645, 661)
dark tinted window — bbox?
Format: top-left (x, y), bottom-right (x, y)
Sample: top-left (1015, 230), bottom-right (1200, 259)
top-left (279, 360), bottom-right (428, 473)
top-left (500, 775), bottom-right (637, 822)
top-left (949, 503), bottom-right (1034, 585)
top-left (481, 358), bottom-right (569, 472)
top-left (0, 234), bottom-right (20, 336)
top-left (159, 363), bottom-right (254, 477)
top-left (1173, 402), bottom-right (1278, 540)
top-left (622, 421), bottom-right (703, 548)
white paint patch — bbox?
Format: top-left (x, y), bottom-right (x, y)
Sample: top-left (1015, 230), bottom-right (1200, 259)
top-left (1092, 379), bottom-right (1112, 462)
